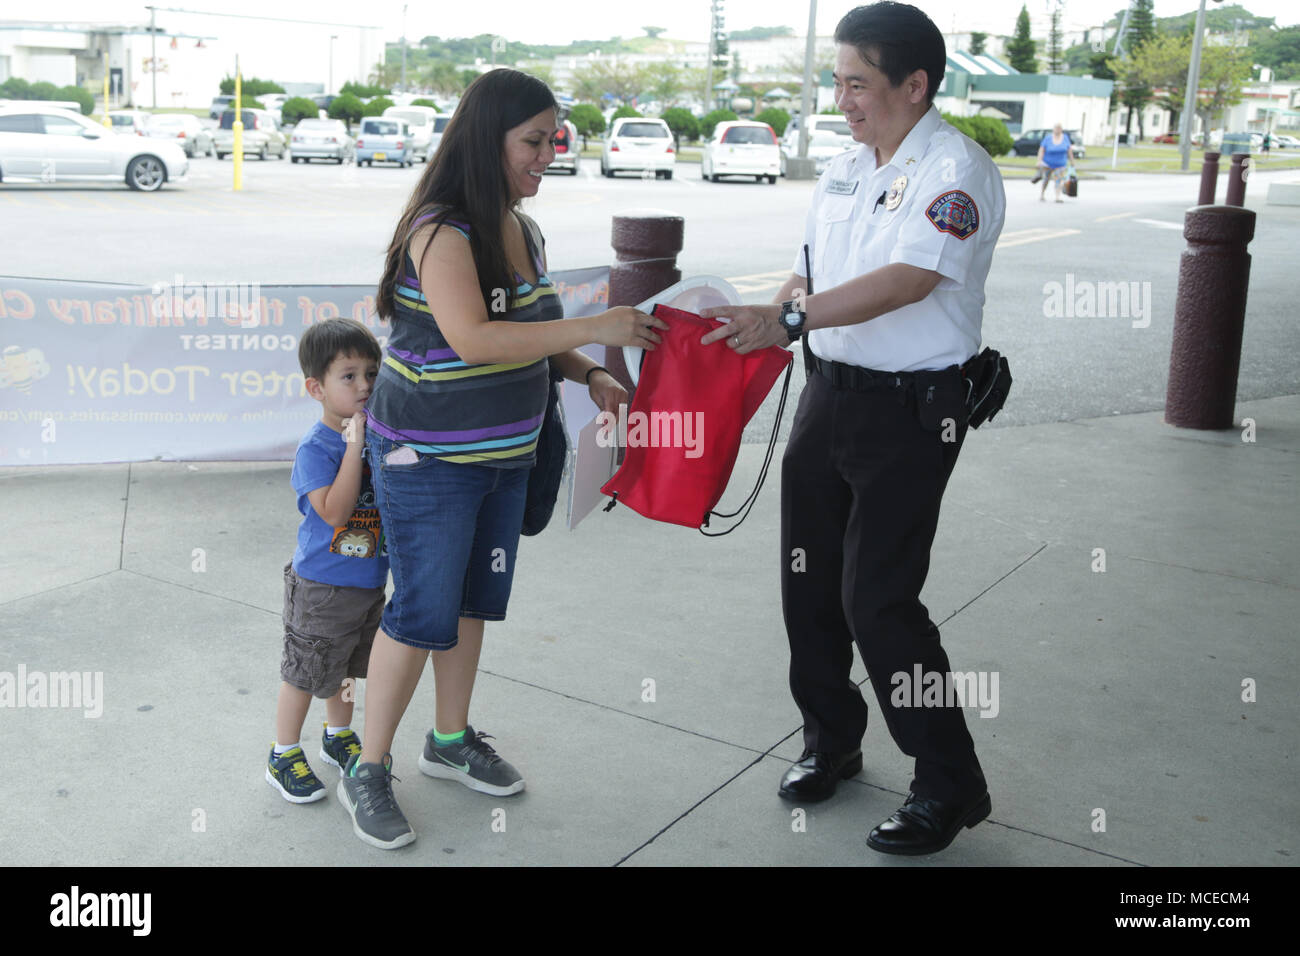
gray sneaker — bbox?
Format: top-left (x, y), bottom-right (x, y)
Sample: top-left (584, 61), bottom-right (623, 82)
top-left (337, 753), bottom-right (416, 849)
top-left (418, 725), bottom-right (525, 796)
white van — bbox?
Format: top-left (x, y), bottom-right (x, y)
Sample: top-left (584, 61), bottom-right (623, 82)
top-left (383, 105), bottom-right (438, 162)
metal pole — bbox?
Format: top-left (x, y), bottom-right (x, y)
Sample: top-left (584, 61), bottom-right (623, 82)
top-left (102, 50), bottom-right (111, 125)
top-left (401, 4), bottom-right (407, 93)
top-left (799, 0), bottom-right (817, 161)
top-left (149, 6), bottom-right (157, 109)
top-left (1179, 0), bottom-right (1209, 172)
top-left (329, 35), bottom-right (337, 95)
top-left (704, 1), bottom-right (716, 114)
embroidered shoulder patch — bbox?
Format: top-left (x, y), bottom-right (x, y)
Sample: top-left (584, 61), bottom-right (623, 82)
top-left (925, 190), bottom-right (979, 240)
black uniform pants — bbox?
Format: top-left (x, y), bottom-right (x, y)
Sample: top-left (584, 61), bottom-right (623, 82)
top-left (780, 368), bottom-right (986, 804)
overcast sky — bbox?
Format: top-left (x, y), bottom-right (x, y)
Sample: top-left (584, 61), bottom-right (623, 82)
top-left (29, 1), bottom-right (1299, 47)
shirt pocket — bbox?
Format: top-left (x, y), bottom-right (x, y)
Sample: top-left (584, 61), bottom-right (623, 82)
top-left (814, 196), bottom-right (857, 275)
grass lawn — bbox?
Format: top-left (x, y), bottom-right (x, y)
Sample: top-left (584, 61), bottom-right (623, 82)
top-left (998, 144), bottom-right (1300, 175)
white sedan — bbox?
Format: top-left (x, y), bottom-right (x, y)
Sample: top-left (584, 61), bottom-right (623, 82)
top-left (781, 131), bottom-right (856, 177)
top-left (0, 105), bottom-right (188, 191)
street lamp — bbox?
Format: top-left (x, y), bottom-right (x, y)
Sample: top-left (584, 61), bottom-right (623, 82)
top-left (329, 34), bottom-right (338, 95)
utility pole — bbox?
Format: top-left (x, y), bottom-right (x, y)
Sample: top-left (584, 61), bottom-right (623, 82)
top-left (148, 5), bottom-right (157, 109)
top-left (704, 0), bottom-right (717, 113)
top-left (1179, 0), bottom-right (1211, 172)
top-left (329, 34), bottom-right (338, 94)
top-left (401, 4), bottom-right (407, 93)
top-left (799, 0), bottom-right (816, 161)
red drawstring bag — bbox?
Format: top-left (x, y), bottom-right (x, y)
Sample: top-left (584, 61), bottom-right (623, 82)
top-left (601, 304), bottom-right (793, 533)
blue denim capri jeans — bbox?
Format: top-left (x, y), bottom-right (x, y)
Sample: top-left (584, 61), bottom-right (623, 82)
top-left (367, 429), bottom-right (528, 651)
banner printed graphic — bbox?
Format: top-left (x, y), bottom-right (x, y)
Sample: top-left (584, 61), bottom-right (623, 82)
top-left (0, 267), bottom-right (610, 466)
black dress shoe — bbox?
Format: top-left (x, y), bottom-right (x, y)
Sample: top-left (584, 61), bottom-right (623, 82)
top-left (778, 749), bottom-right (863, 802)
top-left (866, 790), bottom-right (991, 855)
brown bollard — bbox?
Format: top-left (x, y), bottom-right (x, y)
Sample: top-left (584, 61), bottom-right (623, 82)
top-left (1197, 151), bottom-right (1220, 205)
top-left (606, 209), bottom-right (684, 390)
top-left (1165, 205), bottom-right (1256, 429)
top-left (1224, 152), bottom-right (1250, 207)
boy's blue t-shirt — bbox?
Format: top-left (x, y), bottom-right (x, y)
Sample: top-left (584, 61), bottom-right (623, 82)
top-left (291, 421), bottom-right (388, 589)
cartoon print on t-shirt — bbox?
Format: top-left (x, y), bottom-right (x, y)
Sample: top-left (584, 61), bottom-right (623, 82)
top-left (329, 460), bottom-right (384, 558)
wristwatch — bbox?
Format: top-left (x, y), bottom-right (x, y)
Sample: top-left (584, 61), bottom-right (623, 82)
top-left (779, 300), bottom-right (806, 342)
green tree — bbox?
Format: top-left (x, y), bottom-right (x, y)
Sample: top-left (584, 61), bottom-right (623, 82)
top-left (699, 108), bottom-right (738, 140)
top-left (1195, 43), bottom-right (1254, 132)
top-left (1007, 5), bottom-right (1038, 73)
top-left (642, 62), bottom-right (683, 107)
top-left (969, 32), bottom-right (988, 56)
top-left (362, 96), bottom-right (396, 117)
top-left (459, 69), bottom-right (481, 89)
top-left (60, 85), bottom-right (94, 114)
top-left (328, 93), bottom-right (364, 129)
top-left (421, 61), bottom-right (462, 96)
top-left (660, 106), bottom-right (698, 148)
top-left (568, 103), bottom-right (605, 149)
top-left (219, 76), bottom-right (284, 96)
top-left (943, 113), bottom-right (1013, 156)
top-left (1117, 0), bottom-right (1158, 140)
top-left (341, 80), bottom-right (391, 99)
top-left (611, 104), bottom-right (642, 121)
top-left (1047, 7), bottom-right (1064, 74)
top-left (573, 60), bottom-right (642, 104)
top-left (281, 96), bottom-right (319, 125)
top-left (409, 98), bottom-right (438, 110)
top-left (755, 106), bottom-right (790, 137)
top-left (1088, 51), bottom-right (1120, 110)
top-left (1128, 0), bottom-right (1156, 50)
top-left (642, 26), bottom-right (666, 39)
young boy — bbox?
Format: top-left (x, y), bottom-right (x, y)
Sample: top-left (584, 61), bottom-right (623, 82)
top-left (266, 318), bottom-right (388, 803)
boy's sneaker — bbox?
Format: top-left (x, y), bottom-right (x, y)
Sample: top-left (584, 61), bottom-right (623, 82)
top-left (418, 724), bottom-right (525, 796)
top-left (337, 753), bottom-right (416, 850)
top-left (265, 745), bottom-right (327, 804)
top-left (319, 726), bottom-right (363, 776)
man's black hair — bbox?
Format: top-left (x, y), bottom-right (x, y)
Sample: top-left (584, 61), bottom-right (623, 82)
top-left (835, 2), bottom-right (947, 105)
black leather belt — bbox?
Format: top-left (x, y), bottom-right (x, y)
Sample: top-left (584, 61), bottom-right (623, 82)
top-left (808, 353), bottom-right (912, 391)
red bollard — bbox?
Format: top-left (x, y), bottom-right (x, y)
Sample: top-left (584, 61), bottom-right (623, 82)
top-left (606, 209), bottom-right (683, 390)
top-left (1224, 152), bottom-right (1250, 207)
top-left (1165, 205), bottom-right (1255, 429)
top-left (1197, 151), bottom-right (1219, 206)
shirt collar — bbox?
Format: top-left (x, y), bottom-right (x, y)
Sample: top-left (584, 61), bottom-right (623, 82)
top-left (847, 104), bottom-right (942, 179)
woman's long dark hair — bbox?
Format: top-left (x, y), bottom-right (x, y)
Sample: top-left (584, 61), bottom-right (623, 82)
top-left (376, 69), bottom-right (557, 321)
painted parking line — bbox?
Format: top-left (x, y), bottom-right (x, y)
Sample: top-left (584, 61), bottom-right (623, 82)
top-left (996, 227), bottom-right (1082, 248)
top-left (1134, 218), bottom-right (1184, 231)
top-left (1094, 211), bottom-right (1137, 222)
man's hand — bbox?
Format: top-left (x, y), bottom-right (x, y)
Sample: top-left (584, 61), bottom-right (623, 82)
top-left (698, 304), bottom-right (788, 354)
top-left (587, 369), bottom-right (628, 417)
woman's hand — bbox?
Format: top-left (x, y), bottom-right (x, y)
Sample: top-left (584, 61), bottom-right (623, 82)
top-left (591, 306), bottom-right (667, 350)
top-left (587, 369), bottom-right (628, 416)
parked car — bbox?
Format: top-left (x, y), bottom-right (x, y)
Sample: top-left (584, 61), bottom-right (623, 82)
top-left (781, 114), bottom-right (852, 155)
top-left (781, 130), bottom-right (855, 176)
top-left (145, 112), bottom-right (214, 158)
top-left (600, 117), bottom-right (675, 179)
top-left (209, 95), bottom-right (234, 119)
top-left (0, 105), bottom-right (187, 191)
top-left (428, 113), bottom-right (452, 156)
top-left (311, 94), bottom-right (338, 120)
top-left (107, 110), bottom-right (151, 136)
top-left (213, 108), bottom-right (288, 160)
top-left (290, 118), bottom-right (353, 164)
top-left (1153, 132), bottom-right (1179, 144)
top-left (1272, 133), bottom-right (1300, 149)
top-left (547, 119), bottom-right (580, 174)
top-left (702, 120), bottom-right (779, 183)
top-left (258, 93), bottom-right (289, 122)
top-left (383, 105), bottom-right (437, 161)
top-left (1013, 128), bottom-right (1086, 159)
top-left (354, 117), bottom-right (413, 166)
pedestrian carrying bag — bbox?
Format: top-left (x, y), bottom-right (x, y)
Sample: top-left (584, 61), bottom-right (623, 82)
top-left (520, 362), bottom-right (567, 536)
top-left (1064, 164), bottom-right (1078, 197)
top-left (601, 304), bottom-right (793, 533)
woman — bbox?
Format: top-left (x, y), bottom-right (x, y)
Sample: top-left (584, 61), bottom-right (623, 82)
top-left (339, 69), bottom-right (667, 849)
top-left (1036, 124), bottom-right (1072, 203)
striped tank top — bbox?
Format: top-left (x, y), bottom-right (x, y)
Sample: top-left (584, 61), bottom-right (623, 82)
top-left (367, 207), bottom-right (560, 468)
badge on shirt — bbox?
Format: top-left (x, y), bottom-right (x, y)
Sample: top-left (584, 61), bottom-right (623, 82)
top-left (885, 175), bottom-right (908, 210)
top-left (925, 190), bottom-right (980, 240)
top-left (826, 179), bottom-right (858, 196)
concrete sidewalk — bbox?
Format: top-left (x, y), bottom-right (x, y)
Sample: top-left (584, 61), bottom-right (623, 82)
top-left (2, 395), bottom-right (1297, 866)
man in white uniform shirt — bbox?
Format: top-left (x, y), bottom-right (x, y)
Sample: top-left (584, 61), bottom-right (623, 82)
top-left (702, 1), bottom-right (1005, 855)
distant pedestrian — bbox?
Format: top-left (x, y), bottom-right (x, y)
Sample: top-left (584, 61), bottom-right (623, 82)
top-left (1037, 123), bottom-right (1072, 202)
top-left (1262, 132), bottom-right (1271, 156)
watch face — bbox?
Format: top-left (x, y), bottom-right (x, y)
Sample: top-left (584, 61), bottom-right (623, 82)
top-left (782, 310), bottom-right (802, 329)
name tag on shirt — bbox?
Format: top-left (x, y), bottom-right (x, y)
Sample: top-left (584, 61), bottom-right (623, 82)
top-left (825, 179), bottom-right (858, 196)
